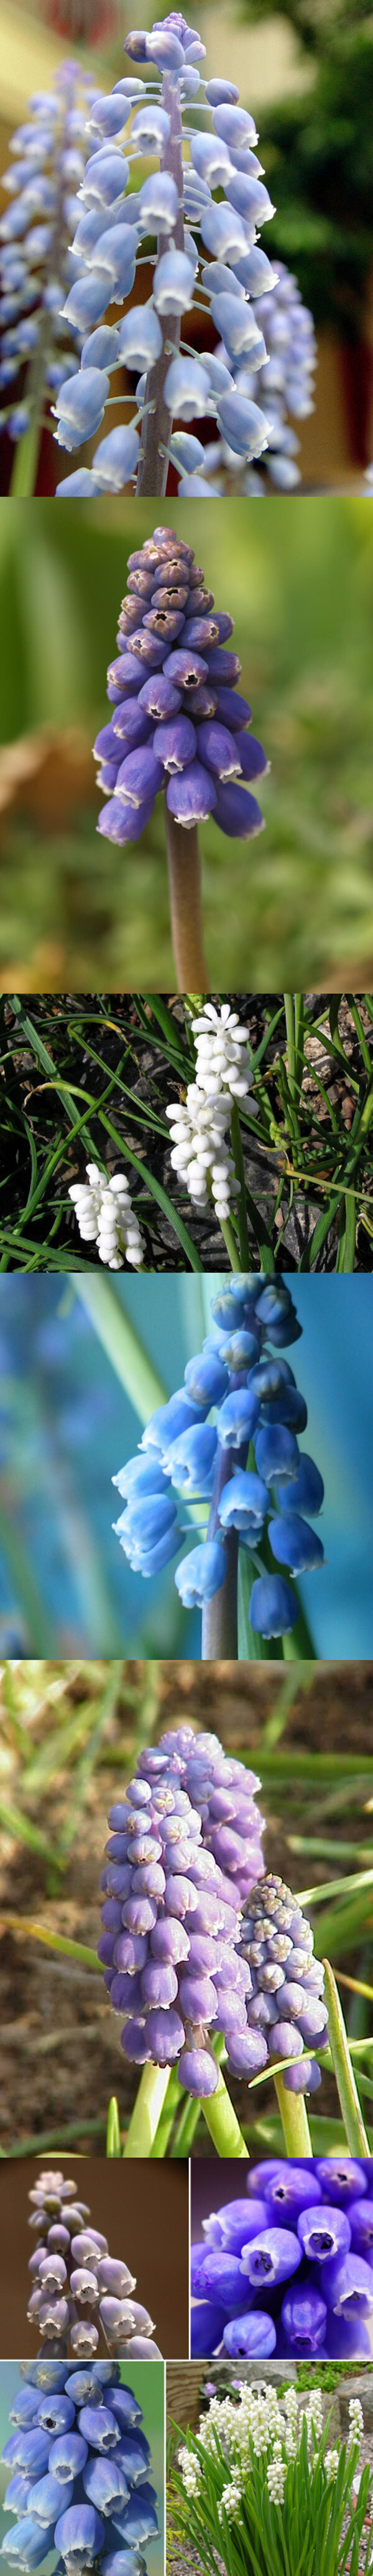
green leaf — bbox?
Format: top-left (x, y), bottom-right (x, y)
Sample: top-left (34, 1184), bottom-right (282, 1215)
top-left (323, 1959), bottom-right (369, 2152)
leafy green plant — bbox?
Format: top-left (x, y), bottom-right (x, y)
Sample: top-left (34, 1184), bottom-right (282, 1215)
top-left (1, 993), bottom-right (372, 1272)
top-left (169, 2384), bottom-right (372, 2576)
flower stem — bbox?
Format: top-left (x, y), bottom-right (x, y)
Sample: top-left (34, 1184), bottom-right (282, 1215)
top-left (136, 68), bottom-right (185, 498)
top-left (122, 2061), bottom-right (173, 2157)
top-left (230, 1098), bottom-right (251, 1263)
top-left (9, 419), bottom-right (42, 497)
top-left (201, 2068), bottom-right (248, 2158)
top-left (218, 1216), bottom-right (242, 1272)
top-left (274, 2070), bottom-right (313, 2154)
top-left (201, 1528), bottom-right (238, 1657)
top-left (165, 808), bottom-right (209, 990)
top-left (323, 1958), bottom-right (369, 2154)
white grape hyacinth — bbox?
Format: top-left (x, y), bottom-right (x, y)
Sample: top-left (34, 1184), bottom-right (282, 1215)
top-left (166, 1084), bottom-right (240, 1222)
top-left (166, 1002), bottom-right (257, 1226)
top-left (191, 1002), bottom-right (256, 1099)
top-left (68, 1163), bottom-right (144, 1268)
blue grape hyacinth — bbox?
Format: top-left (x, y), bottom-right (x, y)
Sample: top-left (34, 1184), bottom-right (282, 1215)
top-left (93, 529), bottom-right (267, 853)
top-left (99, 1721), bottom-right (265, 2098)
top-left (0, 64), bottom-right (100, 472)
top-left (1, 2354), bottom-right (160, 2576)
top-left (25, 2169), bottom-right (160, 2361)
top-left (203, 261), bottom-right (316, 495)
top-left (99, 1724), bottom-right (328, 2105)
top-left (53, 9), bottom-right (315, 498)
top-left (191, 2156), bottom-right (373, 2359)
top-left (112, 1275), bottom-right (325, 1654)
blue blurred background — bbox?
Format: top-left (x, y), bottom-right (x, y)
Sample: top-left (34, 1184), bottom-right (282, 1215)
top-left (0, 1273), bottom-right (371, 1660)
top-left (0, 2361), bottom-right (164, 2576)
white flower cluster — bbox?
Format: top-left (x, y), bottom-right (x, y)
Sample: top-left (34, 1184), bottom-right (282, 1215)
top-left (68, 1163), bottom-right (144, 1268)
top-left (178, 2447), bottom-right (201, 2498)
top-left (349, 2399), bottom-right (364, 2452)
top-left (166, 1003), bottom-right (256, 1224)
top-left (218, 2478), bottom-right (243, 2525)
top-left (305, 2389), bottom-right (324, 2450)
top-left (267, 2442), bottom-right (286, 2507)
top-left (325, 2450), bottom-right (339, 2483)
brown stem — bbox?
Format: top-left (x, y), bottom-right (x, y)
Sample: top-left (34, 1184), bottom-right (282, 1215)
top-left (165, 806), bottom-right (209, 990)
top-left (136, 70), bottom-right (185, 499)
top-left (201, 1528), bottom-right (239, 1658)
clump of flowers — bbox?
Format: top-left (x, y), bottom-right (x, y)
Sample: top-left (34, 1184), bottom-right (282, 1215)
top-left (166, 1003), bottom-right (260, 1224)
top-left (0, 64), bottom-right (99, 471)
top-left (68, 1165), bottom-right (144, 1268)
top-left (203, 264), bottom-right (316, 496)
top-left (52, 9), bottom-right (281, 498)
top-left (98, 1721), bottom-right (265, 2099)
top-left (93, 529), bottom-right (267, 853)
top-left (25, 2168), bottom-right (160, 2360)
top-left (172, 2377), bottom-right (371, 2576)
top-left (1, 2353), bottom-right (159, 2576)
top-left (191, 2155), bottom-right (373, 2358)
top-left (112, 1275), bottom-right (325, 1648)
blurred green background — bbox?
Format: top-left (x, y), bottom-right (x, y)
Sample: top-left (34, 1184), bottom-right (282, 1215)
top-left (1, 495), bottom-right (373, 989)
top-left (0, 2360), bottom-right (164, 2576)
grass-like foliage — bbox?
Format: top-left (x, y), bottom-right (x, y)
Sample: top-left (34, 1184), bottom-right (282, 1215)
top-left (169, 2384), bottom-right (372, 2576)
top-left (1, 993), bottom-right (372, 1271)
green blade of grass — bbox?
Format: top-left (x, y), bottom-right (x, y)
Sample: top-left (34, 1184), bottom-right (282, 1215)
top-left (71, 1278), bottom-right (166, 1420)
top-left (336, 1194), bottom-right (357, 1271)
top-left (106, 2096), bottom-right (122, 2155)
top-left (323, 1958), bottom-right (369, 2154)
top-left (0, 1913), bottom-right (100, 1970)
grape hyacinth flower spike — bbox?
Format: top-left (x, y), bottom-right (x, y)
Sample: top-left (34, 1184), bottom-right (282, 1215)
top-left (53, 9), bottom-right (285, 499)
top-left (113, 1275), bottom-right (325, 1658)
top-left (93, 530), bottom-right (268, 989)
top-left (25, 2168), bottom-right (161, 2360)
top-left (99, 1724), bottom-right (329, 2155)
top-left (0, 62), bottom-right (101, 497)
top-left (166, 1000), bottom-right (262, 1250)
top-left (1, 2345), bottom-right (160, 2576)
top-left (68, 1166), bottom-right (144, 1269)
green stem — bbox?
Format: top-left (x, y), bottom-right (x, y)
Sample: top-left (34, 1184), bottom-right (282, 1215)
top-left (9, 419), bottom-right (41, 497)
top-left (283, 993), bottom-right (297, 1099)
top-left (274, 2071), bottom-right (313, 2154)
top-left (106, 2096), bottom-right (121, 2156)
top-left (201, 2068), bottom-right (248, 2158)
top-left (230, 1097), bottom-right (251, 1265)
top-left (122, 2062), bottom-right (172, 2157)
top-left (323, 1958), bottom-right (369, 2155)
top-left (150, 2064), bottom-right (182, 2157)
top-left (71, 1279), bottom-right (165, 1420)
top-left (218, 1216), bottom-right (242, 1272)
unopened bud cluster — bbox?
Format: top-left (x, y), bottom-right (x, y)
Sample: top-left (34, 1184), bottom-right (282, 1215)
top-left (99, 1722), bottom-right (265, 2097)
top-left (94, 529), bottom-right (267, 853)
top-left (1, 2353), bottom-right (159, 2576)
top-left (166, 1003), bottom-right (259, 1221)
top-left (68, 1165), bottom-right (144, 1268)
top-left (0, 64), bottom-right (99, 451)
top-left (113, 1276), bottom-right (325, 1639)
top-left (191, 2156), bottom-right (373, 2359)
top-left (231, 1871), bottom-right (328, 2093)
top-left (27, 2170), bottom-right (160, 2360)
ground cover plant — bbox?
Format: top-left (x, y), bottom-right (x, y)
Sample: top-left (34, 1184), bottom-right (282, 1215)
top-left (1, 995), bottom-right (373, 1273)
top-left (1, 1656), bottom-right (373, 2159)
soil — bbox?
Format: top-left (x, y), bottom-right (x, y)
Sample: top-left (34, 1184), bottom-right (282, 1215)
top-left (0, 1658), bottom-right (372, 2152)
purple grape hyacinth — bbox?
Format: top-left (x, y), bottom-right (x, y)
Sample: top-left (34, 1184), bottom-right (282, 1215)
top-left (99, 1722), bottom-right (265, 2098)
top-left (1, 2356), bottom-right (160, 2576)
top-left (93, 528), bottom-right (267, 853)
top-left (26, 2170), bottom-right (160, 2361)
top-left (53, 9), bottom-right (281, 498)
top-left (0, 63), bottom-right (101, 468)
top-left (228, 1871), bottom-right (328, 2095)
top-left (112, 1274), bottom-right (325, 1653)
top-left (191, 2156), bottom-right (373, 2360)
